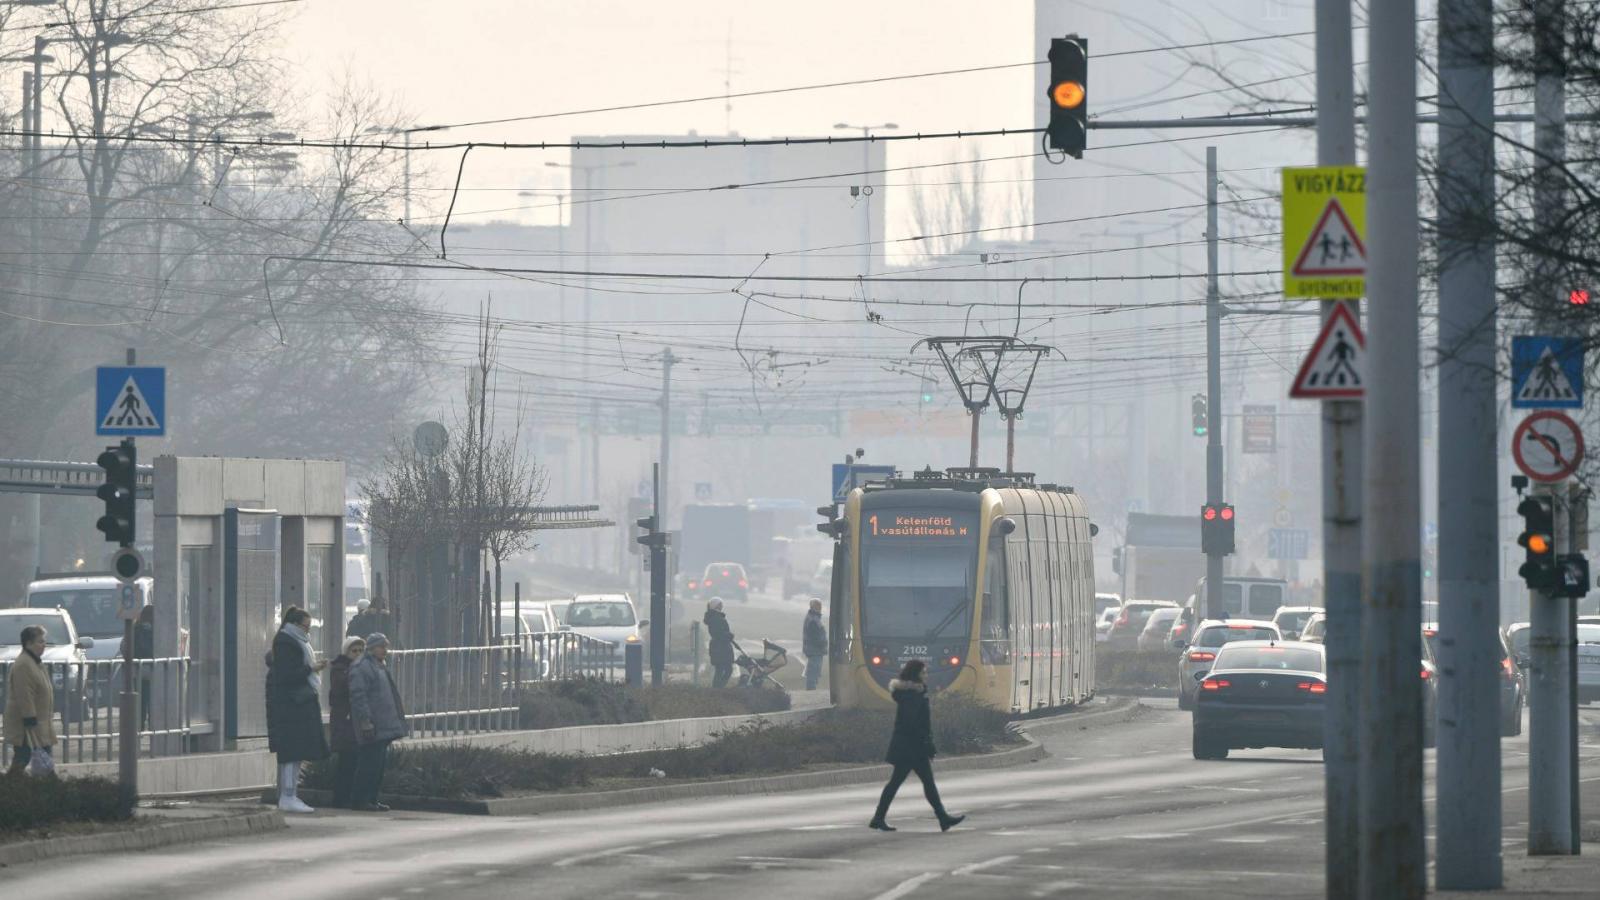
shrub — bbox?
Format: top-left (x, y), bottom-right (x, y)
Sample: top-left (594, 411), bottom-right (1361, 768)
top-left (1096, 649), bottom-right (1179, 690)
top-left (514, 679), bottom-right (791, 730)
top-left (637, 683), bottom-right (791, 721)
top-left (0, 773), bottom-right (137, 834)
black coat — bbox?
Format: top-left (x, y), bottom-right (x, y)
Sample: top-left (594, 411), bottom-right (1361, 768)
top-left (885, 679), bottom-right (936, 766)
top-left (704, 609), bottom-right (735, 666)
top-left (265, 629), bottom-right (329, 763)
top-left (328, 655), bottom-right (357, 754)
top-left (802, 610), bottom-right (828, 658)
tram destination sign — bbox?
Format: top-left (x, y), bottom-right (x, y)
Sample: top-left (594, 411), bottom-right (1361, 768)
top-left (866, 510), bottom-right (975, 540)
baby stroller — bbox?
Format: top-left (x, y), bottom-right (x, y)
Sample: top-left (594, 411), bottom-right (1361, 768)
top-left (732, 639), bottom-right (789, 691)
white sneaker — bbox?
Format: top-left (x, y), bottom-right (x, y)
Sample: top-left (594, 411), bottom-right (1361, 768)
top-left (278, 795), bottom-right (316, 815)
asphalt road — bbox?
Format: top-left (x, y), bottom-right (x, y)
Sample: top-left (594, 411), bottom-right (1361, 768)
top-left (13, 698), bottom-right (1599, 899)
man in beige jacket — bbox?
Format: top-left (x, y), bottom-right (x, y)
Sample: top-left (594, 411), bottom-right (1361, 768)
top-left (4, 624), bottom-right (55, 775)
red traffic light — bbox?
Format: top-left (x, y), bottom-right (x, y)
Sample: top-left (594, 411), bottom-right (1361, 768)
top-left (1220, 506), bottom-right (1234, 521)
top-left (1203, 506), bottom-right (1217, 521)
top-left (1571, 288), bottom-right (1590, 306)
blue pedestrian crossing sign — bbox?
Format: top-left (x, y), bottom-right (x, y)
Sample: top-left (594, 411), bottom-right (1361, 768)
top-left (96, 366), bottom-right (166, 436)
top-left (1511, 337), bottom-right (1583, 409)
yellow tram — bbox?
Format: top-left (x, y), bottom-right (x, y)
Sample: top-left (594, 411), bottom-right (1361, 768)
top-left (821, 468), bottom-right (1097, 712)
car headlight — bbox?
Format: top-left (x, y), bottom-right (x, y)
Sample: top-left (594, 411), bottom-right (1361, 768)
top-left (626, 634), bottom-right (640, 643)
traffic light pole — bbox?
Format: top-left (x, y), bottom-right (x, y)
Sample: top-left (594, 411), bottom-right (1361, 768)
top-left (1202, 147), bottom-right (1224, 620)
top-left (119, 348), bottom-right (137, 794)
top-left (1528, 481), bottom-right (1575, 853)
top-left (1313, 3), bottom-right (1365, 895)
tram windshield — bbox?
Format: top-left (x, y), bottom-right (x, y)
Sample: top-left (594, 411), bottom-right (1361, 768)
top-left (860, 508), bottom-right (978, 640)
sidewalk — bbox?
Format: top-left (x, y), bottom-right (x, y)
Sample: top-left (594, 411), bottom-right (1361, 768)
top-left (1433, 774), bottom-right (1600, 897)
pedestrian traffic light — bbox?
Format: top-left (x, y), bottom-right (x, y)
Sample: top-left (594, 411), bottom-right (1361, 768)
top-left (1191, 394), bottom-right (1208, 436)
top-left (1045, 35), bottom-right (1088, 158)
top-left (1570, 288), bottom-right (1590, 306)
top-left (1200, 503), bottom-right (1235, 555)
top-left (1516, 495), bottom-right (1556, 591)
top-left (1556, 553), bottom-right (1591, 598)
top-left (95, 439), bottom-right (136, 547)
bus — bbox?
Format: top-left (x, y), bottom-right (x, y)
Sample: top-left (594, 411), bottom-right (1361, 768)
top-left (824, 468), bottom-right (1098, 713)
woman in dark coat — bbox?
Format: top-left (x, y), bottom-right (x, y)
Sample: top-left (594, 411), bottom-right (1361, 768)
top-left (869, 659), bottom-right (965, 832)
top-left (266, 606), bottom-right (329, 814)
top-left (327, 635), bottom-right (366, 809)
top-left (704, 598), bottom-right (736, 688)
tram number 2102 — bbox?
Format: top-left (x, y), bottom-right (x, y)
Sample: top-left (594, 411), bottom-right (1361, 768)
top-left (900, 645), bottom-right (930, 657)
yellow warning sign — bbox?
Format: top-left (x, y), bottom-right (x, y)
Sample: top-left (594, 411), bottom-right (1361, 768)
top-left (1282, 165), bottom-right (1367, 299)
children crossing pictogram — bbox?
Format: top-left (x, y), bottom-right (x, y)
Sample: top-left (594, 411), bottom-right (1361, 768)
top-left (1290, 303), bottom-right (1365, 399)
top-left (1290, 198), bottom-right (1366, 277)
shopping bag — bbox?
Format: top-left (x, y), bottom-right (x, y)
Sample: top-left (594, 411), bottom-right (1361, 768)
top-left (25, 731), bottom-right (55, 777)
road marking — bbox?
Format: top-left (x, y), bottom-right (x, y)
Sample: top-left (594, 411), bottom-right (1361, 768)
top-left (736, 856), bottom-right (851, 865)
top-left (1214, 836), bottom-right (1287, 844)
top-left (952, 855), bottom-right (1019, 876)
top-left (872, 872), bottom-right (940, 900)
top-left (1221, 786), bottom-right (1264, 793)
top-left (790, 824), bottom-right (852, 831)
top-left (1123, 833), bottom-right (1191, 840)
top-left (553, 844), bottom-right (643, 868)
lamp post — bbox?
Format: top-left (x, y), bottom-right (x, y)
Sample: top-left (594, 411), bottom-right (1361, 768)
top-left (832, 122), bottom-right (896, 278)
top-left (367, 123), bottom-right (452, 226)
top-left (546, 159), bottom-right (634, 570)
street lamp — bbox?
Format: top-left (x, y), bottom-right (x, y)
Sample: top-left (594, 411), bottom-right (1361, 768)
top-left (367, 123), bottom-right (451, 225)
top-left (833, 122), bottom-right (896, 277)
top-left (545, 158), bottom-right (636, 568)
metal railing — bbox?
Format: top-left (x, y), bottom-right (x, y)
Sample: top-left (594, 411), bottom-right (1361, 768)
top-left (387, 633), bottom-right (615, 739)
top-left (0, 658), bottom-right (191, 766)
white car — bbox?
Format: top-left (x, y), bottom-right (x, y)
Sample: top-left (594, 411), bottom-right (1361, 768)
top-left (1579, 623), bottom-right (1600, 704)
top-left (26, 574), bottom-right (151, 662)
top-left (1095, 606), bottom-right (1120, 643)
top-left (1272, 606), bottom-right (1324, 641)
top-left (1176, 619), bottom-right (1281, 710)
top-left (565, 594), bottom-right (648, 660)
top-left (0, 608), bottom-right (95, 720)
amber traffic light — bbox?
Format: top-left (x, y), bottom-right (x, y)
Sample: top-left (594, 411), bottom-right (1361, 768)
top-left (1045, 35), bottom-right (1088, 158)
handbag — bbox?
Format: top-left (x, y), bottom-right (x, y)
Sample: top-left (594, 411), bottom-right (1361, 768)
top-left (25, 729), bottom-right (55, 777)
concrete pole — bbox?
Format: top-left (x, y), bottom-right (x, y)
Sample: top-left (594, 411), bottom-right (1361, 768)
top-left (1434, 0), bottom-right (1502, 887)
top-left (403, 131), bottom-right (411, 226)
top-left (1203, 146), bottom-right (1224, 619)
top-left (1313, 1), bottom-right (1365, 886)
top-left (659, 349), bottom-right (676, 530)
top-left (1361, 0), bottom-right (1426, 895)
top-left (1529, 483), bottom-right (1574, 853)
top-left (582, 165), bottom-right (600, 570)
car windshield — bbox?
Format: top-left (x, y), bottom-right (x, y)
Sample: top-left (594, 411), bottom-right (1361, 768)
top-left (1144, 609), bottom-right (1178, 630)
top-left (1197, 625), bottom-right (1277, 648)
top-left (1215, 645), bottom-right (1323, 672)
top-left (567, 602), bottom-right (636, 627)
top-left (549, 603), bottom-right (570, 625)
top-left (0, 613), bottom-right (70, 647)
top-left (29, 587), bottom-right (122, 637)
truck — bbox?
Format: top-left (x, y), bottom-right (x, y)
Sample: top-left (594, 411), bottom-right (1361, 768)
top-left (1119, 513), bottom-right (1206, 606)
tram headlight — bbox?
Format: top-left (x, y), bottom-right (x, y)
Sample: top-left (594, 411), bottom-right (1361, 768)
top-left (949, 656), bottom-right (961, 667)
top-left (871, 655), bottom-right (883, 666)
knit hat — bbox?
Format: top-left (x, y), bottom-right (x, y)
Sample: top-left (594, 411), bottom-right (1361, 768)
top-left (342, 635), bottom-right (366, 654)
top-left (706, 598), bottom-right (724, 612)
top-left (365, 632), bottom-right (390, 649)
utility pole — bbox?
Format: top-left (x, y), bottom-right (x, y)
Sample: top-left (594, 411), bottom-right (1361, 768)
top-left (1434, 0), bottom-right (1502, 887)
top-left (1528, 0), bottom-right (1577, 856)
top-left (1362, 0), bottom-right (1425, 895)
top-left (658, 348), bottom-right (677, 537)
top-left (118, 348), bottom-right (138, 794)
top-left (1203, 146), bottom-right (1225, 620)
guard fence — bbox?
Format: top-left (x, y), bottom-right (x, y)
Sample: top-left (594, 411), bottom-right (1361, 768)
top-left (0, 657), bottom-right (191, 766)
top-left (388, 632), bottom-right (617, 739)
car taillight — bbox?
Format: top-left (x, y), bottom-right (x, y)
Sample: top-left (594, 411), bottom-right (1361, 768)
top-left (1115, 611), bottom-right (1129, 626)
top-left (738, 580), bottom-right (748, 588)
top-left (1187, 651), bottom-right (1216, 662)
top-left (1201, 678), bottom-right (1230, 691)
top-left (723, 569), bottom-right (732, 577)
top-left (1501, 657), bottom-right (1515, 678)
top-left (687, 580), bottom-right (698, 589)
top-left (1297, 681), bottom-right (1327, 694)
top-left (1420, 667), bottom-right (1431, 680)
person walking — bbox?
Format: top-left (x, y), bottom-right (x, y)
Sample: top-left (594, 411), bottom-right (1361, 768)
top-left (4, 625), bottom-right (54, 776)
top-left (328, 635), bottom-right (366, 809)
top-left (345, 598), bottom-right (374, 640)
top-left (132, 605), bottom-right (154, 730)
top-left (266, 606), bottom-right (328, 814)
top-left (802, 599), bottom-right (828, 691)
top-left (704, 598), bottom-right (735, 689)
top-left (349, 632), bottom-right (408, 812)
top-left (868, 660), bottom-right (964, 833)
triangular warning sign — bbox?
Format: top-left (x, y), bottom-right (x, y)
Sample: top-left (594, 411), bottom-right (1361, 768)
top-left (100, 376), bottom-right (161, 430)
top-left (1291, 197), bottom-right (1367, 277)
top-left (1516, 347), bottom-right (1580, 404)
top-left (1290, 304), bottom-right (1365, 399)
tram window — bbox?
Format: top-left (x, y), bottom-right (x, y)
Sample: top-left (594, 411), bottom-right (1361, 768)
top-left (982, 537), bottom-right (1010, 657)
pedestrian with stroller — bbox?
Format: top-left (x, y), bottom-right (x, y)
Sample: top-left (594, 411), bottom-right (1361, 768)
top-left (704, 598), bottom-right (735, 688)
top-left (868, 659), bottom-right (965, 833)
top-left (328, 635), bottom-right (366, 808)
top-left (266, 606), bottom-right (328, 814)
top-left (802, 599), bottom-right (828, 690)
top-left (349, 632), bottom-right (408, 812)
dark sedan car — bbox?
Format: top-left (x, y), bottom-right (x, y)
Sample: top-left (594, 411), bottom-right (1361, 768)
top-left (1421, 624), bottom-right (1523, 737)
top-left (1192, 640), bottom-right (1326, 760)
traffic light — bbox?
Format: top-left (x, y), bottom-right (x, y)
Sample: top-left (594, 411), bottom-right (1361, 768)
top-left (635, 513), bottom-right (664, 550)
top-left (1112, 545), bottom-right (1124, 576)
top-left (920, 378), bottom-right (935, 407)
top-left (1191, 394), bottom-right (1208, 436)
top-left (95, 439), bottom-right (136, 547)
top-left (1516, 495), bottom-right (1556, 591)
top-left (1200, 503), bottom-right (1235, 555)
top-left (1570, 288), bottom-right (1590, 306)
top-left (1557, 554), bottom-right (1591, 598)
top-left (1045, 35), bottom-right (1088, 158)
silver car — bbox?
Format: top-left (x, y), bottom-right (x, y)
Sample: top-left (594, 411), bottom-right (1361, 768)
top-left (1137, 606), bottom-right (1182, 652)
top-left (1177, 619), bottom-right (1281, 710)
top-left (1579, 623), bottom-right (1600, 704)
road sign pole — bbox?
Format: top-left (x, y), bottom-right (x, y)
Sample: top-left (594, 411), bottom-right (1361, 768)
top-left (1313, 2), bottom-right (1365, 895)
top-left (1529, 480), bottom-right (1576, 853)
top-left (118, 347), bottom-right (138, 795)
top-left (1361, 1), bottom-right (1426, 895)
top-left (1203, 146), bottom-right (1225, 620)
top-left (1434, 0), bottom-right (1502, 887)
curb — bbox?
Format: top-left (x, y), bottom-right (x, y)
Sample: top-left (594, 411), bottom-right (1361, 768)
top-left (1013, 695), bottom-right (1142, 736)
top-left (281, 734), bottom-right (1049, 817)
top-left (0, 808), bottom-right (285, 868)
